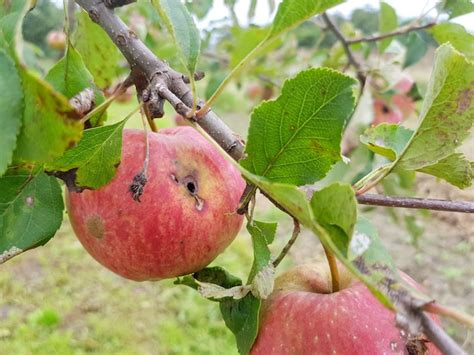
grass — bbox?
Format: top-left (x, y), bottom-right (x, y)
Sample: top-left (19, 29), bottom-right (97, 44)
top-left (0, 219), bottom-right (252, 354)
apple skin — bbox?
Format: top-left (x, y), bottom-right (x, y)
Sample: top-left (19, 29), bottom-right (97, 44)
top-left (251, 264), bottom-right (441, 355)
top-left (46, 31), bottom-right (66, 51)
top-left (66, 127), bottom-right (245, 281)
top-left (373, 98), bottom-right (403, 126)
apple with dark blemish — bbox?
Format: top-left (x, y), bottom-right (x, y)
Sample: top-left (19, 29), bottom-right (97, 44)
top-left (66, 127), bottom-right (245, 281)
top-left (251, 263), bottom-right (441, 355)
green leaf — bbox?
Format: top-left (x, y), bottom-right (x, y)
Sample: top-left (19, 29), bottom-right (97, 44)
top-left (310, 182), bottom-right (357, 257)
top-left (397, 44), bottom-right (473, 170)
top-left (403, 31), bottom-right (428, 68)
top-left (73, 11), bottom-right (121, 88)
top-left (205, 72), bottom-right (225, 100)
top-left (175, 266), bottom-right (243, 291)
top-left (440, 0), bottom-right (474, 19)
top-left (229, 26), bottom-right (271, 68)
top-left (45, 43), bottom-right (106, 126)
top-left (193, 267), bottom-right (243, 288)
top-left (429, 23), bottom-right (474, 60)
top-left (0, 170), bottom-right (64, 263)
top-left (418, 153), bottom-right (473, 189)
top-left (220, 294), bottom-right (261, 355)
top-left (268, 0), bottom-right (343, 40)
top-left (0, 0), bottom-right (32, 50)
top-left (246, 220), bottom-right (277, 283)
top-left (151, 0), bottom-right (200, 76)
top-left (13, 69), bottom-right (83, 164)
top-left (360, 124), bottom-right (413, 161)
top-left (241, 67), bottom-right (356, 185)
top-left (360, 125), bottom-right (472, 188)
top-left (185, 0), bottom-right (213, 19)
top-left (0, 49), bottom-right (23, 175)
top-left (349, 217), bottom-right (396, 275)
top-left (45, 118), bottom-right (128, 190)
top-left (378, 2), bottom-right (397, 53)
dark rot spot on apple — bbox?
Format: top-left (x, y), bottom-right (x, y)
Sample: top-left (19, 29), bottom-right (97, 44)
top-left (182, 175), bottom-right (198, 195)
top-left (86, 215), bottom-right (105, 240)
top-left (181, 175), bottom-right (204, 211)
top-left (186, 181), bottom-right (196, 194)
top-left (382, 104), bottom-right (390, 114)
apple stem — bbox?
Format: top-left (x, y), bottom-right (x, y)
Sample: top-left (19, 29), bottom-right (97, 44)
top-left (323, 247), bottom-right (340, 292)
top-left (273, 219), bottom-right (300, 268)
top-left (139, 109), bottom-right (150, 174)
top-left (142, 104), bottom-right (158, 133)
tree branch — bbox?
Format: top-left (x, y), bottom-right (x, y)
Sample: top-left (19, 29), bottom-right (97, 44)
top-left (104, 0), bottom-right (136, 8)
top-left (357, 194), bottom-right (474, 213)
top-left (302, 186), bottom-right (474, 213)
top-left (347, 22), bottom-right (436, 45)
top-left (75, 0), bottom-right (245, 161)
top-left (419, 312), bottom-right (467, 355)
top-left (321, 12), bottom-right (366, 84)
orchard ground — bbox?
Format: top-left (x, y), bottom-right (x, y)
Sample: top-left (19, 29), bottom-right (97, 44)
top-left (1, 63), bottom-right (473, 353)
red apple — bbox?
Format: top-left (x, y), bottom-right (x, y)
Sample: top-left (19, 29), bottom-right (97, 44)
top-left (46, 30), bottom-right (66, 51)
top-left (251, 263), bottom-right (441, 355)
top-left (247, 84), bottom-right (263, 100)
top-left (394, 75), bottom-right (414, 94)
top-left (66, 127), bottom-right (245, 281)
top-left (373, 98), bottom-right (403, 125)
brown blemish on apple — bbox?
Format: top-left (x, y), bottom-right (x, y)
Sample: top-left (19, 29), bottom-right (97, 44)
top-left (86, 215), bottom-right (105, 239)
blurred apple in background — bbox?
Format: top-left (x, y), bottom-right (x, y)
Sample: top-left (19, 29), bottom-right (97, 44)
top-left (46, 30), bottom-right (66, 51)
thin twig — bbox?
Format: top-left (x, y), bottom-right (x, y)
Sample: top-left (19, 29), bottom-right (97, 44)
top-left (321, 12), bottom-right (365, 84)
top-left (357, 194), bottom-right (474, 213)
top-left (273, 219), bottom-right (300, 268)
top-left (419, 312), bottom-right (467, 355)
top-left (424, 303), bottom-right (474, 329)
top-left (347, 22), bottom-right (436, 45)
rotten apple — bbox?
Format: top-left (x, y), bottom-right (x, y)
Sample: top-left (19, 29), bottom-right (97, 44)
top-left (66, 127), bottom-right (245, 281)
top-left (251, 263), bottom-right (441, 355)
